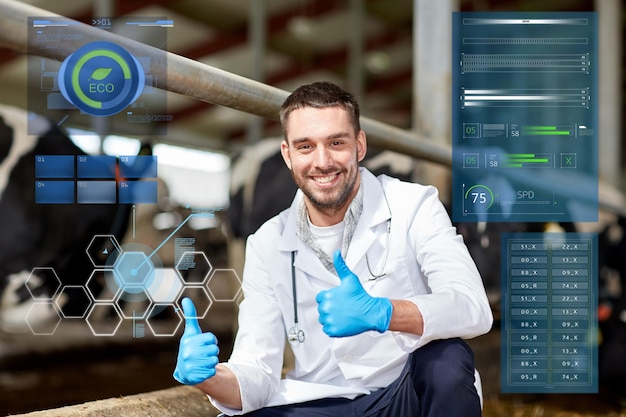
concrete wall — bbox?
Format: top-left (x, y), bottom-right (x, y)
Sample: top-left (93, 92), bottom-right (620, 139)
top-left (9, 386), bottom-right (221, 417)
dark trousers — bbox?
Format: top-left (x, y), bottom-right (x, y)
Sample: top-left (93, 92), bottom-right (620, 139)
top-left (244, 338), bottom-right (481, 417)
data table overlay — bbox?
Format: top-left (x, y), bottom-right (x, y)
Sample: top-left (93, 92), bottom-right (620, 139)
top-left (501, 232), bottom-right (598, 393)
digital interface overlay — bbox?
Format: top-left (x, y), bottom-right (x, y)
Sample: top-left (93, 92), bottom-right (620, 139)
top-left (35, 154), bottom-right (158, 204)
top-left (22, 211), bottom-right (242, 338)
top-left (18, 17), bottom-right (240, 338)
top-left (452, 12), bottom-right (598, 223)
top-left (27, 16), bottom-right (172, 135)
top-left (500, 233), bottom-right (598, 393)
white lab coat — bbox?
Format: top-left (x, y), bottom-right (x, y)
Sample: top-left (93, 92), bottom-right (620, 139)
top-left (213, 168), bottom-right (493, 415)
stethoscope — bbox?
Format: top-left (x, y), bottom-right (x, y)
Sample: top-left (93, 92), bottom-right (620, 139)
top-left (288, 251), bottom-right (306, 346)
top-left (287, 218), bottom-right (391, 347)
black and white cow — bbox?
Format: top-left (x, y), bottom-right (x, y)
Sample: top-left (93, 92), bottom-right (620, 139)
top-left (0, 104), bottom-right (132, 332)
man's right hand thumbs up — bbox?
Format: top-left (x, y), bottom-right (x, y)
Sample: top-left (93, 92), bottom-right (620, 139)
top-left (173, 297), bottom-right (220, 385)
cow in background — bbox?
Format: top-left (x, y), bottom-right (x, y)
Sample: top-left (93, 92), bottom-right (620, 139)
top-left (597, 216), bottom-right (626, 401)
top-left (0, 104), bottom-right (132, 332)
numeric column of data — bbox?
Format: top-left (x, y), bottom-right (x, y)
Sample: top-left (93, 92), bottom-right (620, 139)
top-left (551, 240), bottom-right (592, 385)
top-left (501, 233), bottom-right (597, 393)
top-left (507, 241), bottom-right (550, 386)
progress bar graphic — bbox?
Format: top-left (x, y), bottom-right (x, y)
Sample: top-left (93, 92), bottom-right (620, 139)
top-left (500, 153), bottom-right (552, 168)
top-left (462, 54), bottom-right (590, 73)
top-left (522, 126), bottom-right (572, 136)
top-left (462, 88), bottom-right (590, 108)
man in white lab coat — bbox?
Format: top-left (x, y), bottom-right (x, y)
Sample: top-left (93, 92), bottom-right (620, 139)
top-left (174, 81), bottom-right (494, 416)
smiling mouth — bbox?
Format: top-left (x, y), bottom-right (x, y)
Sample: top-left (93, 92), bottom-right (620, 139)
top-left (312, 173), bottom-right (338, 184)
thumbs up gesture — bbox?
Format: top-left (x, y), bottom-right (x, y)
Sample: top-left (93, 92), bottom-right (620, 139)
top-left (173, 298), bottom-right (220, 385)
top-left (315, 251), bottom-right (393, 337)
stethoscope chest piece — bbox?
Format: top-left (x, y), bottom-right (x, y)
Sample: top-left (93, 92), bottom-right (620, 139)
top-left (288, 323), bottom-right (305, 346)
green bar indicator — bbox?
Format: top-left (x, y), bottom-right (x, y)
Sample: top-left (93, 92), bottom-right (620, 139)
top-left (524, 126), bottom-right (557, 130)
top-left (526, 131), bottom-right (571, 135)
top-left (522, 126), bottom-right (571, 136)
top-left (502, 153), bottom-right (553, 168)
top-left (507, 158), bottom-right (550, 163)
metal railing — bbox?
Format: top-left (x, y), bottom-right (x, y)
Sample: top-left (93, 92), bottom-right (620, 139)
top-left (0, 0), bottom-right (622, 216)
top-left (0, 0), bottom-right (450, 166)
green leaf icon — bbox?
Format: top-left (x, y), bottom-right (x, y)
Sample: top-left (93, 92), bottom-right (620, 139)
top-left (89, 67), bottom-right (113, 81)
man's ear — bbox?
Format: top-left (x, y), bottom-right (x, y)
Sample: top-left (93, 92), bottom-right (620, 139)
top-left (280, 139), bottom-right (292, 170)
top-left (356, 130), bottom-right (367, 163)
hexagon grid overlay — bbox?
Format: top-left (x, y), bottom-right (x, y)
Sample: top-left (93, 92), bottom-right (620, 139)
top-left (55, 285), bottom-right (93, 318)
top-left (176, 251), bottom-right (212, 285)
top-left (87, 269), bottom-right (120, 302)
top-left (113, 251), bottom-right (156, 292)
top-left (86, 234), bottom-right (122, 268)
top-left (22, 234), bottom-right (242, 337)
top-left (146, 268), bottom-right (184, 304)
top-left (86, 303), bottom-right (123, 336)
top-left (27, 267), bottom-right (62, 301)
top-left (26, 301), bottom-right (62, 335)
top-left (206, 269), bottom-right (242, 302)
top-left (177, 286), bottom-right (212, 319)
top-left (146, 303), bottom-right (183, 337)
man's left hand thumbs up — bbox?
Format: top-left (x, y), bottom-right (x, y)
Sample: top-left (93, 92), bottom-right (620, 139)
top-left (315, 250), bottom-right (393, 337)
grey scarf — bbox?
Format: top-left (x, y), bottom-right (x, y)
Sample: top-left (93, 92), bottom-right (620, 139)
top-left (295, 184), bottom-right (363, 273)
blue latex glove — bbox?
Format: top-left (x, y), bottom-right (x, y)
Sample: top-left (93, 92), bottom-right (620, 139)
top-left (315, 250), bottom-right (393, 337)
top-left (173, 298), bottom-right (219, 385)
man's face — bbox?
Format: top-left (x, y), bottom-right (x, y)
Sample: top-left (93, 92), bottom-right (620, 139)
top-left (280, 106), bottom-right (366, 220)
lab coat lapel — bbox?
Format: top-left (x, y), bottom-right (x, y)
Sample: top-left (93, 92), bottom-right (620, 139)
top-left (278, 190), bottom-right (339, 286)
top-left (345, 169), bottom-right (391, 268)
top-left (294, 245), bottom-right (339, 286)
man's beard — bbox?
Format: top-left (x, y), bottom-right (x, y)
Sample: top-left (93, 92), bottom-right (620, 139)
top-left (291, 166), bottom-right (358, 211)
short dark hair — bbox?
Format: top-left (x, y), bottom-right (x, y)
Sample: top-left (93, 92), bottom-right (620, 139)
top-left (279, 81), bottom-right (361, 137)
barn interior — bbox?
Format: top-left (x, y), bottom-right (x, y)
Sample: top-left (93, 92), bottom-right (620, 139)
top-left (0, 0), bottom-right (625, 416)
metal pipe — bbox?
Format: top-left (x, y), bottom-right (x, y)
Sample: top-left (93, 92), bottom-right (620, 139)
top-left (0, 0), bottom-right (450, 165)
top-left (246, 0), bottom-right (267, 144)
top-left (595, 0), bottom-right (623, 186)
top-left (0, 0), bottom-right (622, 215)
top-left (348, 0), bottom-right (365, 101)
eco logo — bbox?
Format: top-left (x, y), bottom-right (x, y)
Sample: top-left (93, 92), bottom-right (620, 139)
top-left (58, 41), bottom-right (145, 116)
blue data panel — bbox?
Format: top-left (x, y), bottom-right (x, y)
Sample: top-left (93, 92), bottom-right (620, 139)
top-left (35, 155), bottom-right (74, 178)
top-left (77, 181), bottom-right (116, 204)
top-left (452, 12), bottom-right (598, 222)
top-left (119, 155), bottom-right (157, 178)
top-left (119, 180), bottom-right (157, 204)
top-left (77, 155), bottom-right (116, 178)
top-left (500, 232), bottom-right (598, 393)
top-left (35, 180), bottom-right (74, 204)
